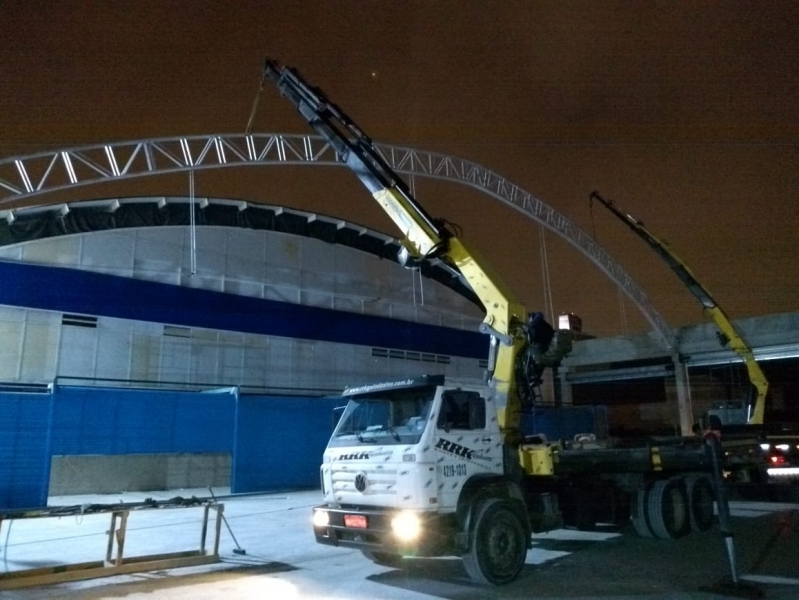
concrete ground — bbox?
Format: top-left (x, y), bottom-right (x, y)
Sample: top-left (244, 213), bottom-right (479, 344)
top-left (1, 488), bottom-right (798, 600)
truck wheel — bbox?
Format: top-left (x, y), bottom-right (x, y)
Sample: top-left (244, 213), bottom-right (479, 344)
top-left (361, 549), bottom-right (404, 568)
top-left (463, 498), bottom-right (527, 586)
top-left (631, 486), bottom-right (654, 537)
top-left (686, 474), bottom-right (715, 532)
top-left (646, 478), bottom-right (690, 540)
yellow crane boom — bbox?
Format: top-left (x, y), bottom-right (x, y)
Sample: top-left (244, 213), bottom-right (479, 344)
top-left (590, 191), bottom-right (768, 425)
top-left (262, 59), bottom-right (568, 440)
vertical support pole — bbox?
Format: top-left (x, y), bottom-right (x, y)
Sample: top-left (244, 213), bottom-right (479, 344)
top-left (199, 504), bottom-right (210, 554)
top-left (672, 354), bottom-right (694, 436)
top-left (705, 434), bottom-right (739, 583)
top-left (105, 512), bottom-right (117, 564)
top-left (552, 366), bottom-right (562, 407)
top-left (114, 511), bottom-right (128, 566)
top-left (558, 366), bottom-right (573, 406)
top-left (189, 169), bottom-right (197, 276)
top-left (213, 504), bottom-right (223, 557)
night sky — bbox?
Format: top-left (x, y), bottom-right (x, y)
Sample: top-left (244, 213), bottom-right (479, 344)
top-left (1, 2), bottom-right (797, 338)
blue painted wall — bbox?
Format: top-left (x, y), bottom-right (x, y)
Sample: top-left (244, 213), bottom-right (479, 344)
top-left (233, 395), bottom-right (341, 493)
top-left (50, 387), bottom-right (235, 455)
top-left (0, 261), bottom-right (488, 360)
top-left (0, 393), bottom-right (54, 509)
top-left (0, 387), bottom-right (338, 510)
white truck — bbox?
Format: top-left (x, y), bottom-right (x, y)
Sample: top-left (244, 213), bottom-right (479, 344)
top-left (314, 374), bottom-right (559, 584)
top-left (263, 60), bottom-right (719, 585)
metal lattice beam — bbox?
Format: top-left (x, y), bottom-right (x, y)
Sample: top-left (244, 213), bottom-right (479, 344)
top-left (0, 133), bottom-right (674, 348)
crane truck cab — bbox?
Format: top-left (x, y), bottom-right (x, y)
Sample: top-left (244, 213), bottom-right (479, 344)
top-left (312, 374), bottom-right (559, 585)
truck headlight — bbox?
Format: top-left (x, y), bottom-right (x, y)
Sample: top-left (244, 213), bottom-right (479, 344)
top-left (391, 511), bottom-right (421, 541)
top-left (313, 509), bottom-right (330, 527)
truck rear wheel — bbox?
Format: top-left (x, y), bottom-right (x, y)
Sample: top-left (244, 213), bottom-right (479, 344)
top-left (686, 474), bottom-right (715, 532)
top-left (631, 478), bottom-right (692, 539)
top-left (645, 478), bottom-right (691, 540)
top-left (463, 498), bottom-right (527, 586)
top-left (631, 485), bottom-right (654, 537)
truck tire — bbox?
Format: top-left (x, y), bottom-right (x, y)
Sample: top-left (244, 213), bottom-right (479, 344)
top-left (361, 549), bottom-right (404, 568)
top-left (686, 474), bottom-right (715, 532)
top-left (463, 498), bottom-right (527, 586)
top-left (645, 477), bottom-right (690, 540)
top-left (631, 486), bottom-right (654, 537)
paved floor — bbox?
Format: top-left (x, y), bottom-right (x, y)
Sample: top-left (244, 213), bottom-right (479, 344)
top-left (1, 488), bottom-right (798, 599)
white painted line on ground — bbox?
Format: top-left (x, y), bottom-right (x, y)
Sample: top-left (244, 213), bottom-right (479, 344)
top-left (728, 501), bottom-right (799, 512)
top-left (524, 528), bottom-right (622, 566)
top-left (728, 508), bottom-right (781, 518)
top-left (532, 529), bottom-right (622, 542)
top-left (741, 574), bottom-right (799, 586)
top-left (526, 548), bottom-right (571, 565)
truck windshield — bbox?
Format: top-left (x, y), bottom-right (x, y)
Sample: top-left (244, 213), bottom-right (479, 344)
top-left (329, 388), bottom-right (435, 447)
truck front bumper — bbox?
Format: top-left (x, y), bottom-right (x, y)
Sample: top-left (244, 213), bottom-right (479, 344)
top-left (312, 505), bottom-right (455, 557)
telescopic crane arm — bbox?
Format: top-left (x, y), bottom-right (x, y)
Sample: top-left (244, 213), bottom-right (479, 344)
top-left (589, 191), bottom-right (768, 425)
top-left (263, 60), bottom-right (444, 263)
top-left (262, 59), bottom-right (535, 432)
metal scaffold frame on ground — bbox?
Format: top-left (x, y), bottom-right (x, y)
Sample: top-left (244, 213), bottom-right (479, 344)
top-left (0, 500), bottom-right (223, 590)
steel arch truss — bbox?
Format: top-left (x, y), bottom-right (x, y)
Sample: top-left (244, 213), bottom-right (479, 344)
top-left (0, 133), bottom-right (673, 348)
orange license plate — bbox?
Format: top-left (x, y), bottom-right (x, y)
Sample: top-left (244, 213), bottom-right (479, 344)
top-left (344, 514), bottom-right (367, 528)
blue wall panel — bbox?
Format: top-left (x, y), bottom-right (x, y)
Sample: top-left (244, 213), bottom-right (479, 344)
top-left (174, 392), bottom-right (239, 453)
top-left (232, 395), bottom-right (341, 494)
top-left (50, 387), bottom-right (235, 455)
top-left (0, 393), bottom-right (53, 509)
top-left (1, 387), bottom-right (336, 509)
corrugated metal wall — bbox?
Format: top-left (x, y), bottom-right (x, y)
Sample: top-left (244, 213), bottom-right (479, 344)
top-left (51, 387), bottom-right (235, 455)
top-left (0, 386), bottom-right (339, 509)
top-left (232, 395), bottom-right (341, 493)
top-left (0, 392), bottom-right (53, 509)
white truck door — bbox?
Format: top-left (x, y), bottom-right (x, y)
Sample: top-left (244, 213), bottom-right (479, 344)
top-left (434, 390), bottom-right (503, 509)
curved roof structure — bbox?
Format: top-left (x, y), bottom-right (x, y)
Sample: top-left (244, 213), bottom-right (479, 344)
top-left (0, 196), bottom-right (481, 307)
top-left (0, 134), bottom-right (673, 348)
